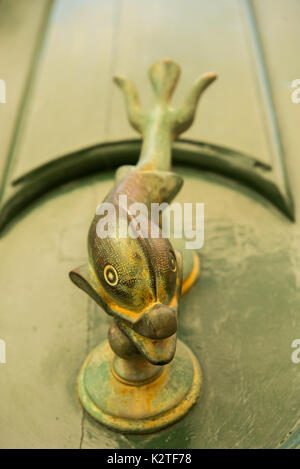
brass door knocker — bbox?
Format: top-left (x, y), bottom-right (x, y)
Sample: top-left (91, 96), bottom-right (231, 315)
top-left (70, 58), bottom-right (216, 433)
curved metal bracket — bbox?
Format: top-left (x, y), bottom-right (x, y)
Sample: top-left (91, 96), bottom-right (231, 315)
top-left (0, 138), bottom-right (294, 235)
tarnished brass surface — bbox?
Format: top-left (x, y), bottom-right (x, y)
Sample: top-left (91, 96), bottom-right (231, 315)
top-left (77, 340), bottom-right (202, 434)
top-left (70, 58), bottom-right (216, 432)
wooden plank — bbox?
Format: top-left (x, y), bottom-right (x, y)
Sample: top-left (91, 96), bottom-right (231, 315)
top-left (107, 0), bottom-right (271, 163)
top-left (11, 0), bottom-right (275, 183)
top-left (251, 0), bottom-right (300, 220)
top-left (0, 0), bottom-right (53, 196)
top-left (250, 0), bottom-right (300, 444)
top-left (0, 0), bottom-right (120, 449)
top-left (12, 0), bottom-right (120, 177)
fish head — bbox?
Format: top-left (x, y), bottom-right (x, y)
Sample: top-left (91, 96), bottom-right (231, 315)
top-left (87, 208), bottom-right (182, 339)
top-left (70, 205), bottom-right (183, 365)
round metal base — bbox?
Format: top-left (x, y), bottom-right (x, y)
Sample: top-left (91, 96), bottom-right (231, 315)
top-left (77, 339), bottom-right (202, 434)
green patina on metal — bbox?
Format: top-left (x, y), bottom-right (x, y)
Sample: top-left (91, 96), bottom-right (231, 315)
top-left (69, 58), bottom-right (217, 432)
top-left (77, 340), bottom-right (201, 434)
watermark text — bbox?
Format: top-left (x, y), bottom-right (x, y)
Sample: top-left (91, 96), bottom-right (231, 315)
top-left (96, 196), bottom-right (204, 249)
top-left (291, 79), bottom-right (300, 104)
top-left (291, 339), bottom-right (300, 364)
top-left (0, 79), bottom-right (6, 103)
top-left (0, 338), bottom-right (6, 364)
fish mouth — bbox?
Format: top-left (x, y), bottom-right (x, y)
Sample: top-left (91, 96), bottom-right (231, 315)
top-left (132, 303), bottom-right (178, 339)
top-left (117, 320), bottom-right (177, 365)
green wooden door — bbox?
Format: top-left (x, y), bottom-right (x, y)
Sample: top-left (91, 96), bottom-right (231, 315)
top-left (0, 0), bottom-right (299, 449)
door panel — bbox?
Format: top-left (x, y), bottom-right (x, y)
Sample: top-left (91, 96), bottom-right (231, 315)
top-left (0, 0), bottom-right (299, 449)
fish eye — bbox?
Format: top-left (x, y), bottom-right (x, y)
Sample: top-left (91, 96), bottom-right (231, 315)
top-left (169, 251), bottom-right (177, 272)
top-left (104, 265), bottom-right (118, 286)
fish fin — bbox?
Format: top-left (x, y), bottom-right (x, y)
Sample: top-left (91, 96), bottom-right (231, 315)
top-left (172, 72), bottom-right (217, 136)
top-left (148, 58), bottom-right (180, 103)
top-left (113, 76), bottom-right (144, 133)
top-left (115, 165), bottom-right (135, 184)
top-left (131, 170), bottom-right (184, 205)
top-left (69, 264), bottom-right (108, 311)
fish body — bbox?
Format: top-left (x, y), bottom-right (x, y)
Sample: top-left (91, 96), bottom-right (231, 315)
top-left (70, 59), bottom-right (216, 365)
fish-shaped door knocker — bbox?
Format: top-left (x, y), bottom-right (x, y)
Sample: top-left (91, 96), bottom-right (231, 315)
top-left (70, 58), bottom-right (217, 433)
